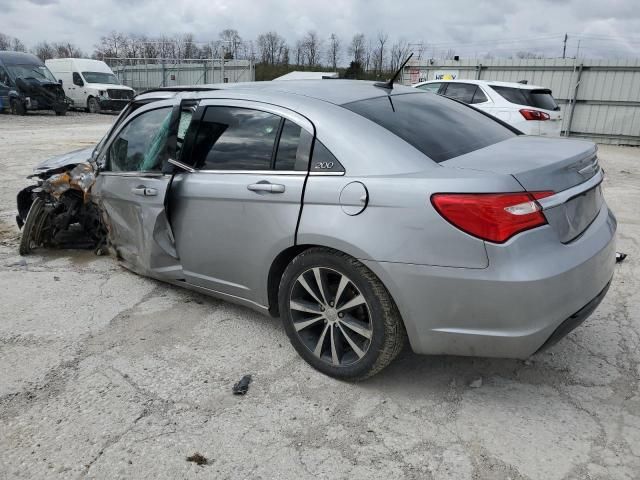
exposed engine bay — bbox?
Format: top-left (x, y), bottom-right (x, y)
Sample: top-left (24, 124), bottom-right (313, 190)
top-left (16, 156), bottom-right (107, 255)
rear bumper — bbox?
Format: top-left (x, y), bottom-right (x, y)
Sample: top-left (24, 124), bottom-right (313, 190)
top-left (363, 205), bottom-right (617, 358)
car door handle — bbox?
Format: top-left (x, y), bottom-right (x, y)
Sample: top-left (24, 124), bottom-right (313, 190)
top-left (247, 183), bottom-right (285, 193)
top-left (132, 186), bottom-right (158, 196)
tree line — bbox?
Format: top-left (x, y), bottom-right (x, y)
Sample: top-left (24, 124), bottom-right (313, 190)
top-left (2, 28), bottom-right (547, 81)
top-left (1, 29), bottom-right (417, 79)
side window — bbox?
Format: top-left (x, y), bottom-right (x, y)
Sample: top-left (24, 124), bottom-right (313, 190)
top-left (192, 107), bottom-right (280, 170)
top-left (471, 87), bottom-right (488, 104)
top-left (106, 107), bottom-right (173, 172)
top-left (274, 120), bottom-right (313, 171)
top-left (441, 83), bottom-right (477, 104)
top-left (72, 72), bottom-right (84, 86)
top-left (417, 83), bottom-right (441, 93)
top-left (311, 140), bottom-right (344, 174)
top-left (175, 106), bottom-right (195, 161)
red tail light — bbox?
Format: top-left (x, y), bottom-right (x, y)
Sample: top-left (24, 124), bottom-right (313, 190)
top-left (520, 109), bottom-right (550, 121)
top-left (431, 191), bottom-right (554, 243)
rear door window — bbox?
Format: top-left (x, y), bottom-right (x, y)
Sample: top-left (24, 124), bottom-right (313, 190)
top-left (191, 107), bottom-right (281, 170)
top-left (343, 92), bottom-right (515, 163)
top-left (274, 119), bottom-right (313, 171)
top-left (471, 87), bottom-right (488, 104)
top-left (492, 86), bottom-right (559, 111)
top-left (441, 83), bottom-right (477, 104)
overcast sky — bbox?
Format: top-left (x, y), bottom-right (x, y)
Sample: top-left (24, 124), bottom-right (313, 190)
top-left (1, 0), bottom-right (639, 59)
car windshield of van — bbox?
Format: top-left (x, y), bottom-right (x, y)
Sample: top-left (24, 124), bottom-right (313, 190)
top-left (82, 72), bottom-right (120, 85)
top-left (8, 64), bottom-right (57, 82)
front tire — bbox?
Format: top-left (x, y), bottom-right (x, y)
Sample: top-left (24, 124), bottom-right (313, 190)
top-left (278, 248), bottom-right (405, 380)
top-left (19, 197), bottom-right (48, 255)
top-left (87, 97), bottom-right (100, 114)
top-left (11, 99), bottom-right (26, 115)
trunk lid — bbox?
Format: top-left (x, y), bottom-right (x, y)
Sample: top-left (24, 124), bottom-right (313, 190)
top-left (441, 136), bottom-right (603, 243)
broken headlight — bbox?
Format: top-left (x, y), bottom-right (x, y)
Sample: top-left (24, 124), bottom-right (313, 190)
top-left (69, 162), bottom-right (96, 193)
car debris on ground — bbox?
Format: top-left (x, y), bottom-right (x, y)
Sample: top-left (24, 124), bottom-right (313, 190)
top-left (232, 375), bottom-right (252, 395)
top-left (186, 452), bottom-right (209, 466)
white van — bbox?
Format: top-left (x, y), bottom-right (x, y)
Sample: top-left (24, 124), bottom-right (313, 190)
top-left (45, 58), bottom-right (134, 113)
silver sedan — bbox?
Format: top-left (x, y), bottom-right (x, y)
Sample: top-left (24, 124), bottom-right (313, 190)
top-left (18, 80), bottom-right (616, 379)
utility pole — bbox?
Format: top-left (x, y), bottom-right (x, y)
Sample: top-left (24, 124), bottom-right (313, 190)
top-left (562, 33), bottom-right (568, 59)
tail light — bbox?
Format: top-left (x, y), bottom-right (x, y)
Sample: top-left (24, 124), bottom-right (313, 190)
top-left (431, 191), bottom-right (554, 243)
top-left (520, 109), bottom-right (550, 121)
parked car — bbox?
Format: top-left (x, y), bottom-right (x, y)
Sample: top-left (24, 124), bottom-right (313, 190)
top-left (413, 79), bottom-right (563, 136)
top-left (0, 51), bottom-right (68, 115)
top-left (46, 58), bottom-right (134, 113)
top-left (16, 81), bottom-right (616, 380)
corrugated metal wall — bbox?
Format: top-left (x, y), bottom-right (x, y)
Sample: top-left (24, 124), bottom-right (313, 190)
top-left (107, 59), bottom-right (254, 92)
top-left (403, 59), bottom-right (640, 145)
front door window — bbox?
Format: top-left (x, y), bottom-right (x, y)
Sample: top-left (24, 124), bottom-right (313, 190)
top-left (106, 106), bottom-right (173, 172)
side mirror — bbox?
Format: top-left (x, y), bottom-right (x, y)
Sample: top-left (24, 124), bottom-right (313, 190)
top-left (58, 79), bottom-right (63, 86)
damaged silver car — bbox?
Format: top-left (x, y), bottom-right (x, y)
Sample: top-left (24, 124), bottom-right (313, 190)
top-left (17, 81), bottom-right (616, 380)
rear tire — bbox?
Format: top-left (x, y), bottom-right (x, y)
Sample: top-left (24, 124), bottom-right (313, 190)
top-left (54, 107), bottom-right (67, 116)
top-left (278, 247), bottom-right (406, 381)
top-left (87, 97), bottom-right (100, 114)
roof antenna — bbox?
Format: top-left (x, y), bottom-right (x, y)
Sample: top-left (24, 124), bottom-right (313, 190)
top-left (374, 53), bottom-right (413, 90)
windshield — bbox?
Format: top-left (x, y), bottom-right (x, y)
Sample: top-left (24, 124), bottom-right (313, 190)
top-left (81, 71), bottom-right (120, 85)
top-left (343, 92), bottom-right (516, 163)
top-left (8, 64), bottom-right (57, 82)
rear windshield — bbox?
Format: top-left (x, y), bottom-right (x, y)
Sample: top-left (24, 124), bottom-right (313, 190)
top-left (343, 92), bottom-right (516, 163)
top-left (492, 86), bottom-right (560, 111)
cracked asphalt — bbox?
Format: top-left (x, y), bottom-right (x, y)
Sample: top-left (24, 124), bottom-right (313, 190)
top-left (0, 112), bottom-right (639, 480)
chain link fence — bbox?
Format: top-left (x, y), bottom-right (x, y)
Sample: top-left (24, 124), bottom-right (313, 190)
top-left (104, 58), bottom-right (255, 92)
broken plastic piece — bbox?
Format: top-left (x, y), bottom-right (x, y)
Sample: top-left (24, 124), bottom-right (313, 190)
top-left (186, 452), bottom-right (208, 465)
top-left (232, 375), bottom-right (252, 395)
top-left (616, 252), bottom-right (627, 263)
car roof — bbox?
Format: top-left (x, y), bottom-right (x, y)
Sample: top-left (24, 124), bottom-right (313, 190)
top-left (416, 79), bottom-right (547, 90)
top-left (136, 80), bottom-right (419, 106)
top-left (0, 51), bottom-right (43, 66)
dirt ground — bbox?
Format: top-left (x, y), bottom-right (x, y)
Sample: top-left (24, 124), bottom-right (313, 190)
top-left (0, 111), bottom-right (639, 480)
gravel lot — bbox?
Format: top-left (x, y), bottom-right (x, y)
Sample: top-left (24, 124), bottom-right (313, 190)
top-left (0, 111), bottom-right (639, 480)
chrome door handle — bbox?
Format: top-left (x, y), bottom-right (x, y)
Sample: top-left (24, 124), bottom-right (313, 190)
top-left (247, 183), bottom-right (286, 193)
top-left (132, 186), bottom-right (158, 196)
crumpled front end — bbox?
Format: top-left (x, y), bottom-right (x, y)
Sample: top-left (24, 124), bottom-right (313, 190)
top-left (17, 161), bottom-right (106, 255)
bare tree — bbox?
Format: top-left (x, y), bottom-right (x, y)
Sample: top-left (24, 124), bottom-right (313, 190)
top-left (0, 33), bottom-right (10, 50)
top-left (327, 33), bottom-right (340, 69)
top-left (0, 32), bottom-right (26, 52)
top-left (373, 31), bottom-right (388, 74)
top-left (11, 37), bottom-right (26, 52)
top-left (219, 29), bottom-right (242, 59)
top-left (94, 31), bottom-right (127, 59)
top-left (348, 33), bottom-right (366, 66)
top-left (32, 42), bottom-right (56, 61)
top-left (257, 31), bottom-right (286, 65)
top-left (294, 40), bottom-right (305, 66)
top-left (52, 42), bottom-right (84, 58)
top-left (176, 33), bottom-right (199, 59)
top-left (389, 39), bottom-right (411, 72)
top-left (302, 31), bottom-right (322, 66)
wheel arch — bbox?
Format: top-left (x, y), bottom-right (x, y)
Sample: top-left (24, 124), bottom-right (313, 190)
top-left (266, 243), bottom-right (403, 324)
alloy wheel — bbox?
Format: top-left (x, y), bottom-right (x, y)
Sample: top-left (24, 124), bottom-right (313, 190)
top-left (289, 267), bottom-right (373, 367)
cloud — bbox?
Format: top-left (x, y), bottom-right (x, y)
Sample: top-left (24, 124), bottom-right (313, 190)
top-left (0, 0), bottom-right (638, 59)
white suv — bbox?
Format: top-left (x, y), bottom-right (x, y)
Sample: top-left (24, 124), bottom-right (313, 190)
top-left (413, 79), bottom-right (562, 136)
